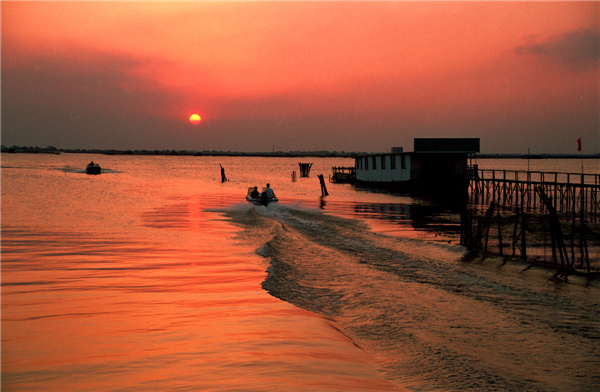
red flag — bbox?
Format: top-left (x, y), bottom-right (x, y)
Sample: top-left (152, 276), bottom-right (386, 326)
top-left (577, 138), bottom-right (582, 152)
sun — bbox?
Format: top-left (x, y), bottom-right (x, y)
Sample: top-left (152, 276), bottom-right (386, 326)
top-left (189, 113), bottom-right (202, 125)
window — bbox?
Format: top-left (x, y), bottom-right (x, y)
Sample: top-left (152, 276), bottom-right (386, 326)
top-left (372, 156), bottom-right (377, 170)
top-left (401, 154), bottom-right (406, 169)
top-left (381, 156), bottom-right (386, 170)
top-left (365, 157), bottom-right (369, 170)
top-left (391, 155), bottom-right (396, 170)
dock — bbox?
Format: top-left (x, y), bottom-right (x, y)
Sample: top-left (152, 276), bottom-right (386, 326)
top-left (469, 169), bottom-right (600, 218)
top-left (329, 166), bottom-right (356, 183)
top-left (463, 168), bottom-right (600, 272)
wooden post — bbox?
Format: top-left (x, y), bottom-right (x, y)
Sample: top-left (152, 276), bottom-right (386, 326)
top-left (554, 173), bottom-right (558, 210)
top-left (475, 215), bottom-right (484, 249)
top-left (520, 212), bottom-right (527, 260)
top-left (497, 211), bottom-right (503, 256)
top-left (460, 209), bottom-right (467, 247)
top-left (512, 209), bottom-right (519, 257)
top-left (318, 174), bottom-right (329, 196)
top-left (219, 164), bottom-right (228, 182)
top-left (550, 218), bottom-right (558, 265)
top-left (582, 221), bottom-right (590, 273)
top-left (537, 185), bottom-right (569, 268)
top-left (483, 202), bottom-right (494, 253)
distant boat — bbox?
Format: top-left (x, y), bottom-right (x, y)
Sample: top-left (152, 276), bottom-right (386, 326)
top-left (86, 162), bottom-right (101, 175)
top-left (246, 187), bottom-right (278, 205)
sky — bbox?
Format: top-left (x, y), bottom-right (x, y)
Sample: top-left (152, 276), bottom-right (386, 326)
top-left (2, 1), bottom-right (599, 154)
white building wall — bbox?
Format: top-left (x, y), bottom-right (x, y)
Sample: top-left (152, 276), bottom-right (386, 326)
top-left (355, 154), bottom-right (411, 183)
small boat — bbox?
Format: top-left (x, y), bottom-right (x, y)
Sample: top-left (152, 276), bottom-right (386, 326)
top-left (246, 187), bottom-right (278, 205)
top-left (86, 162), bottom-right (101, 175)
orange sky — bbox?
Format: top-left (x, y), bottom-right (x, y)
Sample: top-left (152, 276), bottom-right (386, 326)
top-left (2, 1), bottom-right (598, 153)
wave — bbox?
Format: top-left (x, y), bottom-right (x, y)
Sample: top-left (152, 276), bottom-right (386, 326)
top-left (217, 203), bottom-right (600, 391)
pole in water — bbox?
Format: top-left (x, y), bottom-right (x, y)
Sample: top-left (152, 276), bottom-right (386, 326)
top-left (318, 174), bottom-right (329, 196)
top-left (219, 164), bottom-right (228, 182)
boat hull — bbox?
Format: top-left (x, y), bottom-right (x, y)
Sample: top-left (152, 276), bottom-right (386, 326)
top-left (86, 165), bottom-right (101, 175)
top-left (246, 195), bottom-right (278, 205)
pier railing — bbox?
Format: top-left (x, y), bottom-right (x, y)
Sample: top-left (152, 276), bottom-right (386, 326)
top-left (468, 169), bottom-right (600, 218)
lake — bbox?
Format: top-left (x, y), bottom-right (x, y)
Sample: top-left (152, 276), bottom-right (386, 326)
top-left (2, 153), bottom-right (599, 391)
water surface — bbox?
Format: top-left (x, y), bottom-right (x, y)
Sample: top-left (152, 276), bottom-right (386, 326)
top-left (2, 153), bottom-right (599, 391)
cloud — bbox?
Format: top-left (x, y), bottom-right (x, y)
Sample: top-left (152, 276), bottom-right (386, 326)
top-left (515, 29), bottom-right (600, 71)
top-left (1, 44), bottom-right (190, 149)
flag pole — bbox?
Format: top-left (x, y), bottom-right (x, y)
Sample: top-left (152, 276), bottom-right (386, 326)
top-left (577, 138), bottom-right (583, 175)
top-left (580, 138), bottom-right (583, 175)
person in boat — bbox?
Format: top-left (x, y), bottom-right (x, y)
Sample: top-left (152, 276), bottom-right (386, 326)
top-left (89, 161), bottom-right (94, 167)
top-left (250, 186), bottom-right (259, 198)
top-left (264, 183), bottom-right (275, 199)
top-left (260, 183), bottom-right (275, 205)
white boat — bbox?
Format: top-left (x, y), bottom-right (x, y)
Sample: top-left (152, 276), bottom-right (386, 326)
top-left (246, 187), bottom-right (278, 205)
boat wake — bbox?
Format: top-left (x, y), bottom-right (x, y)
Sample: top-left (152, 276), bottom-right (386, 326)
top-left (216, 203), bottom-right (600, 392)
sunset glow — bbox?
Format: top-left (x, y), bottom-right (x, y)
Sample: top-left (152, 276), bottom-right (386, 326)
top-left (2, 3), bottom-right (600, 387)
top-left (1, 1), bottom-right (598, 153)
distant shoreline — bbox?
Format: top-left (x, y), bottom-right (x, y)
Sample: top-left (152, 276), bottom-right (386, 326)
top-left (2, 146), bottom-right (599, 159)
top-left (475, 154), bottom-right (600, 159)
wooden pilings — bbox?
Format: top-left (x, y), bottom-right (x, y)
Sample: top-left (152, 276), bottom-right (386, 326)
top-left (318, 174), bottom-right (329, 196)
top-left (330, 166), bottom-right (356, 183)
top-left (461, 170), bottom-right (597, 273)
top-left (469, 169), bottom-right (600, 220)
top-left (298, 162), bottom-right (313, 177)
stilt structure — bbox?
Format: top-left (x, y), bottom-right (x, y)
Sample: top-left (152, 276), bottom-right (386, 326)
top-left (298, 162), bottom-right (313, 177)
top-left (330, 166), bottom-right (356, 183)
top-left (461, 168), bottom-right (598, 273)
top-left (469, 169), bottom-right (600, 219)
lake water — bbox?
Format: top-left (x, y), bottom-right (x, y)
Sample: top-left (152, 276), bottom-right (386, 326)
top-left (2, 153), bottom-right (599, 391)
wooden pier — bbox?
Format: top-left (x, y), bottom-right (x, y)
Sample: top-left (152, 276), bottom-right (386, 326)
top-left (329, 166), bottom-right (355, 183)
top-left (469, 169), bottom-right (600, 219)
top-left (463, 168), bottom-right (600, 272)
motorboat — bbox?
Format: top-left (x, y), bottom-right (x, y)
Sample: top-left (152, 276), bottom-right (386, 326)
top-left (246, 187), bottom-right (278, 205)
top-left (86, 162), bottom-right (101, 175)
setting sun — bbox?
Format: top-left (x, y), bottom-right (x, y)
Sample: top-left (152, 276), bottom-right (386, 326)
top-left (189, 113), bottom-right (201, 125)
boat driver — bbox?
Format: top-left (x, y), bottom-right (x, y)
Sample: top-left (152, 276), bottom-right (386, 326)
top-left (264, 183), bottom-right (275, 199)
